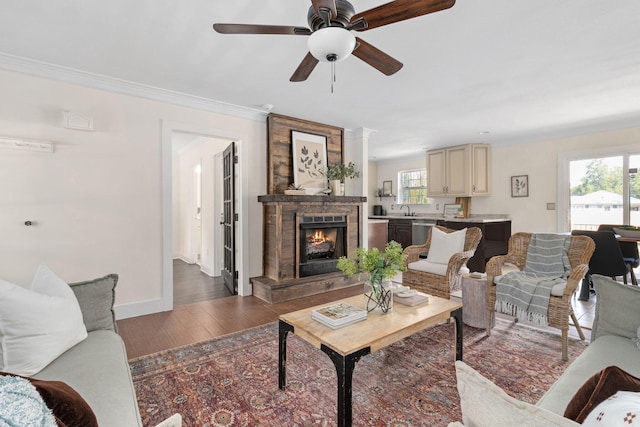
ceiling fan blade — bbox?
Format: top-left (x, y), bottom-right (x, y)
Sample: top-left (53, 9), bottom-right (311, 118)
top-left (311, 0), bottom-right (337, 20)
top-left (352, 37), bottom-right (403, 76)
top-left (351, 0), bottom-right (455, 31)
top-left (213, 23), bottom-right (311, 35)
top-left (290, 52), bottom-right (320, 82)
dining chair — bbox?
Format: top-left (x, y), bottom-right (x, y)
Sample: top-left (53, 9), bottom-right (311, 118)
top-left (571, 230), bottom-right (632, 300)
top-left (597, 224), bottom-right (639, 286)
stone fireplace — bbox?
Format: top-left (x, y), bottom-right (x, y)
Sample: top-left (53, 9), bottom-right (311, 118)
top-left (251, 195), bottom-right (366, 303)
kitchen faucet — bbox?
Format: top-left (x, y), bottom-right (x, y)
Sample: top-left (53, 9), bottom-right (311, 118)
top-left (400, 204), bottom-right (412, 216)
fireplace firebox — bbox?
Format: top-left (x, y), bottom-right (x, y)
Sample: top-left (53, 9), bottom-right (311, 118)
top-left (299, 215), bottom-right (347, 277)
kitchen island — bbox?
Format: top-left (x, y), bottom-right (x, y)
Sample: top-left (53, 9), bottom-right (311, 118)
top-left (368, 214), bottom-right (511, 273)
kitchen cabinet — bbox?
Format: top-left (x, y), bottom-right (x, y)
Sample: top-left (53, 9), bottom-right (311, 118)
top-left (427, 144), bottom-right (491, 197)
top-left (387, 218), bottom-right (413, 249)
top-left (436, 219), bottom-right (511, 273)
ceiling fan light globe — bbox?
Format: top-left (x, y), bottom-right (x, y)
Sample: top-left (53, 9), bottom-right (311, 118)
top-left (308, 27), bottom-right (355, 62)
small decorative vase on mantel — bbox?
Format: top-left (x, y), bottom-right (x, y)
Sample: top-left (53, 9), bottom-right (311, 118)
top-left (326, 162), bottom-right (359, 197)
top-left (337, 241), bottom-right (407, 315)
top-left (330, 179), bottom-right (344, 196)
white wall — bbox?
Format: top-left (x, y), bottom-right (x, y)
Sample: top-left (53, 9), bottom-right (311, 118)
top-left (472, 127), bottom-right (640, 233)
top-left (371, 127), bottom-right (640, 233)
top-left (375, 154), bottom-right (456, 216)
top-left (0, 70), bottom-right (266, 318)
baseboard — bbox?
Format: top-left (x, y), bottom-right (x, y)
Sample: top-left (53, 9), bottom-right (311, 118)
top-left (174, 255), bottom-right (196, 264)
top-left (200, 264), bottom-right (215, 277)
top-left (115, 298), bottom-right (167, 320)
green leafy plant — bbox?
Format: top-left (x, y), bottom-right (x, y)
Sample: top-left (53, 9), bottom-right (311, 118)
top-left (337, 241), bottom-right (407, 286)
top-left (617, 225), bottom-right (640, 231)
top-left (326, 162), bottom-right (360, 182)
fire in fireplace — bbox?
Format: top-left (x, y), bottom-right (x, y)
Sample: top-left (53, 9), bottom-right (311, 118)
top-left (299, 215), bottom-right (347, 277)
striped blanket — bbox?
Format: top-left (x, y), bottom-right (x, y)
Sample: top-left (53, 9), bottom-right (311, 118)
top-left (495, 233), bottom-right (571, 325)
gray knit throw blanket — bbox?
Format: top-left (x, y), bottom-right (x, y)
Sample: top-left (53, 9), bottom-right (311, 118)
top-left (495, 233), bottom-right (571, 325)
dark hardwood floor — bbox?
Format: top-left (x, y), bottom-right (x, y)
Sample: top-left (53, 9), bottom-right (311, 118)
top-left (172, 259), bottom-right (232, 306)
top-left (117, 285), bottom-right (363, 359)
top-left (118, 264), bottom-right (597, 359)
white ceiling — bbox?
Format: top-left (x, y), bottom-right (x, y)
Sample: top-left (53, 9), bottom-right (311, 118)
top-left (1, 0), bottom-right (639, 159)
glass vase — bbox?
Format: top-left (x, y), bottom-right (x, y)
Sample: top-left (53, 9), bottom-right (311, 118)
top-left (364, 278), bottom-right (395, 313)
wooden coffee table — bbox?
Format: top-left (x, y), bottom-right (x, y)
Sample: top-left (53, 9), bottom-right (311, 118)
top-left (278, 294), bottom-right (463, 427)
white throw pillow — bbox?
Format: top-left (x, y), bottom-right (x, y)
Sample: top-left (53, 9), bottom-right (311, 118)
top-left (0, 265), bottom-right (87, 376)
top-left (582, 391), bottom-right (640, 427)
top-left (455, 361), bottom-right (580, 426)
top-left (427, 227), bottom-right (467, 265)
top-left (155, 413), bottom-right (183, 427)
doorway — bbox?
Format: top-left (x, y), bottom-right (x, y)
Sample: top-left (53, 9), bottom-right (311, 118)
top-left (171, 131), bottom-right (235, 306)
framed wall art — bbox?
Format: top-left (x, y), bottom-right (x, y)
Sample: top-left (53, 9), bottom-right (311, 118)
top-left (444, 204), bottom-right (462, 218)
top-left (511, 175), bottom-right (529, 197)
top-left (291, 130), bottom-right (328, 194)
top-left (382, 180), bottom-right (393, 196)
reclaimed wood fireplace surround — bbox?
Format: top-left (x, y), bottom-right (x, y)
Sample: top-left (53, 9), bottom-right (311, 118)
top-left (251, 114), bottom-right (365, 303)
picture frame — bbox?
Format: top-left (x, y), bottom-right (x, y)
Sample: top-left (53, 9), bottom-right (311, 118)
top-left (444, 204), bottom-right (462, 218)
top-left (291, 130), bottom-right (328, 194)
top-left (511, 175), bottom-right (529, 197)
top-left (382, 180), bottom-right (393, 196)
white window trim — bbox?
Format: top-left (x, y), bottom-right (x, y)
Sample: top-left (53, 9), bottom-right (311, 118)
top-left (557, 143), bottom-right (640, 232)
top-left (398, 168), bottom-right (427, 205)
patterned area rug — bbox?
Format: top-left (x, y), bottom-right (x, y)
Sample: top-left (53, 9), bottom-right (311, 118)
top-left (130, 319), bottom-right (588, 426)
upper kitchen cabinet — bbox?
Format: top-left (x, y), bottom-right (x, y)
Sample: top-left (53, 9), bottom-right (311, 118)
top-left (426, 144), bottom-right (492, 197)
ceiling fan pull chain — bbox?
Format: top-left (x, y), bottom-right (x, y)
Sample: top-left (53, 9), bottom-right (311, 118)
top-left (331, 61), bottom-right (335, 93)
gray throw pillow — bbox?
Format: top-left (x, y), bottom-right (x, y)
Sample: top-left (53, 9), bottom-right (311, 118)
top-left (68, 274), bottom-right (118, 333)
top-left (591, 274), bottom-right (640, 342)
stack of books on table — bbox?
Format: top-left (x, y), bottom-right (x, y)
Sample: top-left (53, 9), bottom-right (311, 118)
top-left (394, 291), bottom-right (430, 306)
top-left (311, 302), bottom-right (367, 329)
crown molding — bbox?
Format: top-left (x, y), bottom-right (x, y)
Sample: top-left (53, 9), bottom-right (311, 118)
top-left (0, 52), bottom-right (268, 122)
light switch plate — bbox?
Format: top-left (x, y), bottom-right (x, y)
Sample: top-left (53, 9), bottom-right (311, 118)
top-left (547, 203), bottom-right (556, 210)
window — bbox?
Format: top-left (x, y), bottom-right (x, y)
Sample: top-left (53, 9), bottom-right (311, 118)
top-left (559, 145), bottom-right (640, 232)
top-left (398, 169), bottom-right (428, 204)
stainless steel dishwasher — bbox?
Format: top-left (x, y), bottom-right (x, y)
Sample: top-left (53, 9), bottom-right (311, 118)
top-left (412, 220), bottom-right (437, 245)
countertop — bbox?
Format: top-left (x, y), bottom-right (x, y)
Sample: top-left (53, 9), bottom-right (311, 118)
top-left (368, 214), bottom-right (510, 223)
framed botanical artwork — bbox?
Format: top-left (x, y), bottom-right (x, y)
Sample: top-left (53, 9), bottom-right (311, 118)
top-left (291, 130), bottom-right (328, 194)
top-left (382, 180), bottom-right (393, 196)
top-left (444, 203), bottom-right (462, 218)
top-left (511, 175), bottom-right (529, 197)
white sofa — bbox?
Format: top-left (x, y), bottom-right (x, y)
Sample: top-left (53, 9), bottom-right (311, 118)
top-left (1, 270), bottom-right (182, 427)
top-left (450, 274), bottom-right (640, 426)
top-left (34, 274), bottom-right (143, 427)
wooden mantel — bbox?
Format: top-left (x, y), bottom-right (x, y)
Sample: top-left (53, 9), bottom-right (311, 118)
top-left (252, 194), bottom-right (366, 303)
top-left (258, 195), bottom-right (366, 204)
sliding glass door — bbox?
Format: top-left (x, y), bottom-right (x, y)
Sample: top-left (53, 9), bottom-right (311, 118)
top-left (567, 150), bottom-right (640, 230)
top-left (631, 154), bottom-right (640, 226)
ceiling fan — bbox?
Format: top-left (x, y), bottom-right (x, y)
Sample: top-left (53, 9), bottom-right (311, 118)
top-left (213, 0), bottom-right (455, 82)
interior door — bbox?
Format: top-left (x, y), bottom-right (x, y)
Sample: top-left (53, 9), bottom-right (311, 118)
top-left (222, 141), bottom-right (237, 294)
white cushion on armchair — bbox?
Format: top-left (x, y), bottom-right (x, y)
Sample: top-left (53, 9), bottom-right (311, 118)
top-left (426, 227), bottom-right (467, 264)
top-left (407, 260), bottom-right (448, 276)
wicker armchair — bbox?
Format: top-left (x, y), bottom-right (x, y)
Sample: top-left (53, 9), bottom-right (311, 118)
top-left (485, 232), bottom-right (595, 360)
top-left (402, 225), bottom-right (482, 299)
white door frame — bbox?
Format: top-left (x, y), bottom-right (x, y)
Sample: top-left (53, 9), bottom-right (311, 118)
top-left (557, 143), bottom-right (640, 232)
top-left (161, 120), bottom-right (250, 311)
top-left (213, 152), bottom-right (224, 274)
